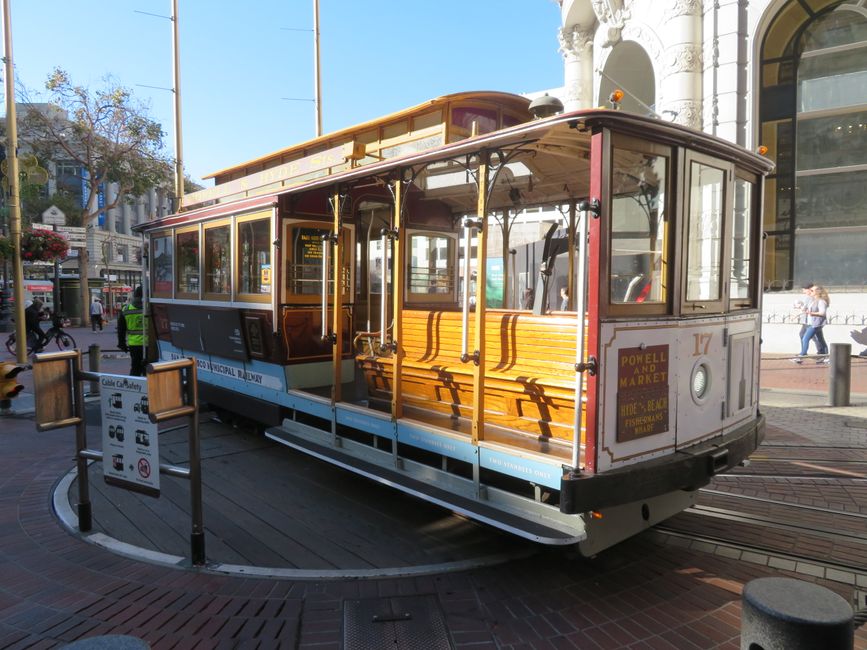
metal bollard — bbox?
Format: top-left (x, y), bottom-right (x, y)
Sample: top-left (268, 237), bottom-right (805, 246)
top-left (741, 577), bottom-right (853, 650)
top-left (88, 344), bottom-right (101, 396)
top-left (829, 343), bottom-right (851, 407)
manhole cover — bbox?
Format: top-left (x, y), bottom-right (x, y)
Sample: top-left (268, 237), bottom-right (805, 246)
top-left (343, 594), bottom-right (453, 649)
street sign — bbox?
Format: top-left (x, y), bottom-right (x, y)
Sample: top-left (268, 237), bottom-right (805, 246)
top-left (41, 205), bottom-right (66, 226)
top-left (56, 225), bottom-right (87, 245)
top-left (100, 374), bottom-right (160, 497)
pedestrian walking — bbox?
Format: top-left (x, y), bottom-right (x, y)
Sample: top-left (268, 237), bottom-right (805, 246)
top-left (90, 298), bottom-right (105, 331)
top-left (793, 283), bottom-right (814, 351)
top-left (792, 284), bottom-right (830, 364)
top-left (117, 286), bottom-right (146, 376)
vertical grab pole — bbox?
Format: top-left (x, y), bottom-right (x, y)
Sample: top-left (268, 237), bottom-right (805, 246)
top-left (572, 208), bottom-right (590, 469)
top-left (331, 190), bottom-right (343, 403)
top-left (320, 233), bottom-right (331, 341)
top-left (391, 178), bottom-right (405, 420)
top-left (460, 219), bottom-right (473, 362)
top-left (470, 152), bottom-right (490, 447)
top-left (380, 229), bottom-right (389, 350)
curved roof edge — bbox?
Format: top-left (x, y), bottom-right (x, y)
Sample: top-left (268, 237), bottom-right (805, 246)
top-left (202, 91), bottom-right (531, 180)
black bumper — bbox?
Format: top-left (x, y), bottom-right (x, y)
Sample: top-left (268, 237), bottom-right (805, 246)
top-left (560, 414), bottom-right (765, 514)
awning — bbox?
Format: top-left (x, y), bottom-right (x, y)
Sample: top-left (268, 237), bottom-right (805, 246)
top-left (24, 280), bottom-right (53, 292)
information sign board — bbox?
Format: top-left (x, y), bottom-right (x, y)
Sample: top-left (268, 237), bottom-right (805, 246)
top-left (100, 374), bottom-right (160, 496)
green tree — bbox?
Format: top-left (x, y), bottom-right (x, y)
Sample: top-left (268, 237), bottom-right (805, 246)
top-left (20, 68), bottom-right (173, 316)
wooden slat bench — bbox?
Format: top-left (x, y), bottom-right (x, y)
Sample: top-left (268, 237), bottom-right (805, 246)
top-left (357, 309), bottom-right (587, 443)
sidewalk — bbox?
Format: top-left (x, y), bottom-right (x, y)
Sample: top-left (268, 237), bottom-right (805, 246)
top-left (1, 331), bottom-right (866, 648)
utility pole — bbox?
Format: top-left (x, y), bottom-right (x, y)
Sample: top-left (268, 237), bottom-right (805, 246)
top-left (313, 0), bottom-right (322, 137)
top-left (171, 0), bottom-right (184, 210)
top-left (2, 0), bottom-right (27, 363)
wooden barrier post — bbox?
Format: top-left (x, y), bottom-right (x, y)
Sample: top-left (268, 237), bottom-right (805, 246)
top-left (33, 350), bottom-right (92, 531)
top-left (145, 357), bottom-right (204, 566)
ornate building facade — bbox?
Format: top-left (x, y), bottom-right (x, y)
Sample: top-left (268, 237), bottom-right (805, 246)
top-left (557, 0), bottom-right (867, 353)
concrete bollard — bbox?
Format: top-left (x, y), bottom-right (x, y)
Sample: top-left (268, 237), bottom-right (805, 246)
top-left (741, 577), bottom-right (853, 650)
top-left (829, 343), bottom-right (851, 407)
top-left (88, 344), bottom-right (101, 396)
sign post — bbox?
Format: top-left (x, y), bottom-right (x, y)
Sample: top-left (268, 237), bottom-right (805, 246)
top-left (41, 206), bottom-right (66, 315)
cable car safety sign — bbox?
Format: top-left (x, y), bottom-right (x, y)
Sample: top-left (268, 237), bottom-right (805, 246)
top-left (100, 374), bottom-right (160, 497)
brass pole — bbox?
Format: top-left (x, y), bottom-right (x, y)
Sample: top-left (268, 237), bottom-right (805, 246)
top-left (171, 0), bottom-right (185, 210)
top-left (2, 0), bottom-right (27, 364)
top-left (567, 200), bottom-right (576, 311)
top-left (331, 189), bottom-right (342, 403)
top-left (390, 178), bottom-right (404, 420)
top-left (471, 153), bottom-right (489, 444)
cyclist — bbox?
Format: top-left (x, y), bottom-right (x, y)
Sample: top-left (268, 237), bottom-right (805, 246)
top-left (24, 299), bottom-right (49, 352)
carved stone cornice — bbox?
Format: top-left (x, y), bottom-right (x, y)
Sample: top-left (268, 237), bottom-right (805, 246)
top-left (664, 0), bottom-right (703, 20)
top-left (667, 100), bottom-right (703, 129)
top-left (665, 44), bottom-right (703, 75)
top-left (558, 24), bottom-right (595, 60)
top-left (591, 0), bottom-right (632, 47)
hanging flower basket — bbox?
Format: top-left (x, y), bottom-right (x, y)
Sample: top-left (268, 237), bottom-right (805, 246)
top-left (0, 227), bottom-right (70, 263)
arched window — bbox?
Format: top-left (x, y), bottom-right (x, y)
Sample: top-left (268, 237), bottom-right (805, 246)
top-left (599, 41), bottom-right (656, 115)
top-left (760, 1), bottom-right (867, 290)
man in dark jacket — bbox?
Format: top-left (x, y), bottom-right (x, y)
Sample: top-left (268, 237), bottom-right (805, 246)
top-left (24, 299), bottom-right (48, 351)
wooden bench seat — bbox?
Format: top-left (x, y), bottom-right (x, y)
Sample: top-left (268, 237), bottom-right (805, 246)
top-left (357, 309), bottom-right (587, 443)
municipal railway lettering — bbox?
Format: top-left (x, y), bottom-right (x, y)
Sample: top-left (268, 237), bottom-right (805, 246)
top-left (617, 344), bottom-right (670, 442)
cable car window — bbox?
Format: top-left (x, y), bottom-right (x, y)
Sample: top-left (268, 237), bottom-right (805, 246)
top-left (610, 148), bottom-right (669, 306)
top-left (686, 162), bottom-right (725, 302)
top-left (151, 232), bottom-right (173, 298)
top-left (204, 222), bottom-right (231, 299)
top-left (288, 225), bottom-right (329, 295)
top-left (730, 177), bottom-right (756, 305)
top-left (407, 233), bottom-right (456, 302)
top-left (237, 215), bottom-right (271, 301)
top-left (176, 227), bottom-right (199, 298)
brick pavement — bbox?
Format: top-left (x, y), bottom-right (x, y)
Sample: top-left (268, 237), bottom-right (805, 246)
top-left (1, 328), bottom-right (866, 648)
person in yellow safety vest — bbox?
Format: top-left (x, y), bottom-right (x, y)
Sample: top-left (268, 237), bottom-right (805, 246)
top-left (117, 285), bottom-right (146, 376)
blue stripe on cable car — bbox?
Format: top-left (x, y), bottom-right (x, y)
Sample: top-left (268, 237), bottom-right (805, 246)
top-left (479, 447), bottom-right (562, 490)
top-left (396, 420), bottom-right (478, 464)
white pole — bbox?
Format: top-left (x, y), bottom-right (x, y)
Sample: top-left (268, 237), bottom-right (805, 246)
top-left (313, 0), bottom-right (322, 137)
top-left (572, 209), bottom-right (589, 469)
top-left (171, 0), bottom-right (185, 210)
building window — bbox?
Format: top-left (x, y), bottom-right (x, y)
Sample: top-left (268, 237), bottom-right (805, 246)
top-left (761, 3), bottom-right (867, 289)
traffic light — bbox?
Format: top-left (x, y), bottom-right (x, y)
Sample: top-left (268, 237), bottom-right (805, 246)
top-left (0, 362), bottom-right (25, 400)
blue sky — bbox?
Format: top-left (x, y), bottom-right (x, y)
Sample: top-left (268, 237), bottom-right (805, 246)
top-left (7, 1), bottom-right (564, 185)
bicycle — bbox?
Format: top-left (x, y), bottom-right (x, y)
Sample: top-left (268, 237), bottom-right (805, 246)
top-left (5, 314), bottom-right (77, 355)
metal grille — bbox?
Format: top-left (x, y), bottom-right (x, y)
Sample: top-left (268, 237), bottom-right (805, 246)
top-left (343, 595), bottom-right (453, 650)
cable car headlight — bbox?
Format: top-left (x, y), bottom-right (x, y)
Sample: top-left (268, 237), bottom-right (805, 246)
top-left (691, 363), bottom-right (710, 401)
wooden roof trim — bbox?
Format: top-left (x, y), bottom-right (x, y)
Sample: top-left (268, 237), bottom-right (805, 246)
top-left (202, 91), bottom-right (531, 180)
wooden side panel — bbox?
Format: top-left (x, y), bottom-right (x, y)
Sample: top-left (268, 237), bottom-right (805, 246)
top-left (357, 309), bottom-right (587, 443)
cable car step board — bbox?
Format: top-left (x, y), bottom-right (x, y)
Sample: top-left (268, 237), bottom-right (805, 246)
top-left (266, 419), bottom-right (586, 545)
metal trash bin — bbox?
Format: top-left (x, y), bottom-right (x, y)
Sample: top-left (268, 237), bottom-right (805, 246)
top-left (741, 577), bottom-right (853, 650)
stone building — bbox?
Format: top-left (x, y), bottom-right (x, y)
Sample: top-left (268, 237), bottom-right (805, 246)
top-left (556, 0), bottom-right (867, 353)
